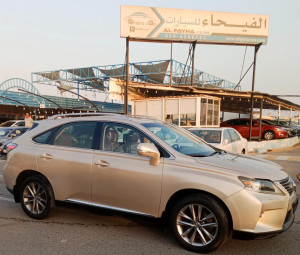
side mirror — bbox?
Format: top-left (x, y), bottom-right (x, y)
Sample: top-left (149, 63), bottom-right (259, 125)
top-left (223, 139), bottom-right (229, 145)
top-left (137, 143), bottom-right (160, 166)
top-left (253, 123), bottom-right (259, 127)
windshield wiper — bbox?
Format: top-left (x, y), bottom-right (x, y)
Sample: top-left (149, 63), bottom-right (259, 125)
top-left (210, 150), bottom-right (226, 156)
top-left (189, 154), bottom-right (209, 157)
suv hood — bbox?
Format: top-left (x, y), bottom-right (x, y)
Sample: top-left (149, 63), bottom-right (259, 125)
top-left (194, 153), bottom-right (287, 181)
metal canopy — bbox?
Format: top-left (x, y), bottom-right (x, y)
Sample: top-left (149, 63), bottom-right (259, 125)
top-left (120, 82), bottom-right (300, 113)
top-left (32, 59), bottom-right (237, 91)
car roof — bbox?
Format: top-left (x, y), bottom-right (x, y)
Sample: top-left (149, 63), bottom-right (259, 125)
top-left (187, 127), bottom-right (232, 131)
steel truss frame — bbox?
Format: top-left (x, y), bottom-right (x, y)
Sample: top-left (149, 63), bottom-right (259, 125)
top-left (31, 59), bottom-right (238, 91)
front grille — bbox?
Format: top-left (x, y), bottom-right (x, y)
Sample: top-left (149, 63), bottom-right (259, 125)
top-left (279, 177), bottom-right (294, 196)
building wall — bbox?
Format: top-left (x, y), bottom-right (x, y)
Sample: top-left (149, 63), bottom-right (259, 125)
top-left (133, 96), bottom-right (221, 127)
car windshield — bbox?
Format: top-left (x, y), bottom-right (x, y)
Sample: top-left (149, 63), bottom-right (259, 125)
top-left (141, 122), bottom-right (216, 157)
top-left (0, 121), bottom-right (16, 127)
top-left (190, 130), bottom-right (221, 144)
top-left (262, 120), bottom-right (275, 125)
top-left (0, 128), bottom-right (12, 137)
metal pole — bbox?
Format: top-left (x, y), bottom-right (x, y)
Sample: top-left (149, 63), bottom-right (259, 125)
top-left (277, 105), bottom-right (281, 125)
top-left (170, 42), bottom-right (173, 86)
top-left (258, 97), bottom-right (263, 142)
top-left (249, 44), bottom-right (261, 141)
top-left (191, 41), bottom-right (196, 86)
top-left (77, 81), bottom-right (80, 100)
top-left (125, 37), bottom-right (129, 115)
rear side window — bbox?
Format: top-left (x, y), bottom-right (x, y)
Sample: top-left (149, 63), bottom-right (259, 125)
top-left (53, 122), bottom-right (97, 149)
top-left (33, 130), bottom-right (52, 144)
top-left (228, 129), bottom-right (241, 142)
top-left (15, 121), bottom-right (25, 126)
top-left (223, 130), bottom-right (232, 143)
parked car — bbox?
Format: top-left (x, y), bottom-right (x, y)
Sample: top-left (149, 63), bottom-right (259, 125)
top-left (0, 127), bottom-right (29, 155)
top-left (0, 120), bottom-right (25, 127)
top-left (3, 113), bottom-right (298, 253)
top-left (188, 127), bottom-right (247, 154)
top-left (220, 118), bottom-right (288, 140)
top-left (261, 119), bottom-right (298, 137)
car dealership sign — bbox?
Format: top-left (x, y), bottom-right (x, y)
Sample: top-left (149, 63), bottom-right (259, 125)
top-left (121, 5), bottom-right (269, 45)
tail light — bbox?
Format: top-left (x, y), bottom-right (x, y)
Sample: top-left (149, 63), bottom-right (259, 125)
top-left (7, 143), bottom-right (18, 153)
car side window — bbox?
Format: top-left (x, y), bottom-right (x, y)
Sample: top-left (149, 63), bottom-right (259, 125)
top-left (11, 128), bottom-right (27, 136)
top-left (223, 130), bottom-right (232, 143)
top-left (101, 123), bottom-right (151, 155)
top-left (53, 121), bottom-right (97, 149)
top-left (228, 129), bottom-right (240, 142)
top-left (33, 130), bottom-right (53, 144)
top-left (16, 121), bottom-right (25, 126)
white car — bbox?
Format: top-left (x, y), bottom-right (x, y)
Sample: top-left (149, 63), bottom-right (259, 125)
top-left (188, 127), bottom-right (248, 154)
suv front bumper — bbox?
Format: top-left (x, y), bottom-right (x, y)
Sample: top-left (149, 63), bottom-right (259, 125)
top-left (233, 194), bottom-right (298, 239)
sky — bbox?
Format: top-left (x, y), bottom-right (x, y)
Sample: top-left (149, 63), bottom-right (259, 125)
top-left (1, 0), bottom-right (299, 115)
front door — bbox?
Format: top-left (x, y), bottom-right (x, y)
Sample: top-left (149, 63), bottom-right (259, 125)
top-left (92, 122), bottom-right (163, 217)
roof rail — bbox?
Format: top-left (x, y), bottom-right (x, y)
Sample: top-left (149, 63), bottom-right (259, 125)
top-left (48, 112), bottom-right (127, 120)
top-left (126, 114), bottom-right (161, 121)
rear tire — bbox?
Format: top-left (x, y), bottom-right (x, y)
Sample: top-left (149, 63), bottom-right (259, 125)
top-left (263, 131), bottom-right (275, 140)
top-left (19, 175), bottom-right (54, 219)
top-left (170, 194), bottom-right (230, 253)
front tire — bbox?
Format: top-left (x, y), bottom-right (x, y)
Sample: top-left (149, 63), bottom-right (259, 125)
top-left (170, 194), bottom-right (230, 253)
top-left (263, 131), bottom-right (275, 140)
top-left (19, 175), bottom-right (54, 219)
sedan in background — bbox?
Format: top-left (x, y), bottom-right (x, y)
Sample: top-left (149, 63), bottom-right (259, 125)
top-left (188, 127), bottom-right (247, 154)
top-left (0, 127), bottom-right (29, 156)
top-left (0, 120), bottom-right (25, 127)
top-left (261, 119), bottom-right (298, 137)
top-left (220, 118), bottom-right (288, 140)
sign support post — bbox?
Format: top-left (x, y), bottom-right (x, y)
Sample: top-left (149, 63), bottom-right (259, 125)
top-left (125, 37), bottom-right (129, 115)
top-left (249, 43), bottom-right (261, 141)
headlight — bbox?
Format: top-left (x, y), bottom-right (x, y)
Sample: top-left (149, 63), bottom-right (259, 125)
top-left (275, 128), bottom-right (284, 132)
top-left (290, 176), bottom-right (297, 193)
top-left (238, 176), bottom-right (283, 195)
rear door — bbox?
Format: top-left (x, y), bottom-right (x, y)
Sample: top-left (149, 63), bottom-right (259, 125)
top-left (228, 129), bottom-right (243, 153)
top-left (222, 129), bottom-right (234, 152)
top-left (36, 121), bottom-right (97, 203)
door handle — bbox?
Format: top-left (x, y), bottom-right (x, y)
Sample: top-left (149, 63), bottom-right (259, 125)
top-left (94, 160), bottom-right (110, 167)
top-left (40, 153), bottom-right (53, 160)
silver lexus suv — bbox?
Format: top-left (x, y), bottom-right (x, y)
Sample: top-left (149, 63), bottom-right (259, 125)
top-left (3, 113), bottom-right (298, 253)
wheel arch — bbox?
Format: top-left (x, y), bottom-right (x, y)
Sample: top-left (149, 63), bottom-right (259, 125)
top-left (162, 189), bottom-right (233, 230)
top-left (13, 170), bottom-right (54, 203)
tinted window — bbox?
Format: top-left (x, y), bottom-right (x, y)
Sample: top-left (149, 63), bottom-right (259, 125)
top-left (0, 121), bottom-right (15, 127)
top-left (101, 123), bottom-right (150, 155)
top-left (10, 128), bottom-right (28, 136)
top-left (228, 129), bottom-right (240, 142)
top-left (15, 121), bottom-right (25, 126)
top-left (53, 122), bottom-right (97, 149)
top-left (191, 130), bottom-right (221, 143)
top-left (0, 128), bottom-right (12, 136)
top-left (223, 130), bottom-right (232, 143)
top-left (33, 130), bottom-right (53, 144)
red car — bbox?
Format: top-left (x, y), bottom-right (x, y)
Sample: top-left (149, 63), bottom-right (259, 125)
top-left (220, 118), bottom-right (288, 140)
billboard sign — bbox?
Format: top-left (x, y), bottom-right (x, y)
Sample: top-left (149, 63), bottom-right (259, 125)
top-left (121, 5), bottom-right (269, 45)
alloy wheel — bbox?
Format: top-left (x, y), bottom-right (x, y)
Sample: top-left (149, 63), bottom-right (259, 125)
top-left (176, 204), bottom-right (218, 246)
top-left (23, 182), bottom-right (48, 215)
top-left (264, 131), bottom-right (274, 140)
